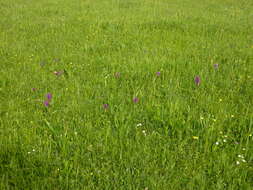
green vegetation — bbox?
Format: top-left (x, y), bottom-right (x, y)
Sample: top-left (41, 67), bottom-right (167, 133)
top-left (0, 0), bottom-right (252, 189)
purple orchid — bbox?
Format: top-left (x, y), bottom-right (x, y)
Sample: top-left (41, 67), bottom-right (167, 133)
top-left (44, 100), bottom-right (50, 107)
top-left (46, 93), bottom-right (52, 101)
top-left (195, 76), bottom-right (201, 86)
top-left (133, 97), bottom-right (139, 103)
top-left (103, 104), bottom-right (109, 110)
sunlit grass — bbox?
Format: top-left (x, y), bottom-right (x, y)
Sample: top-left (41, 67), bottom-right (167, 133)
top-left (0, 0), bottom-right (253, 189)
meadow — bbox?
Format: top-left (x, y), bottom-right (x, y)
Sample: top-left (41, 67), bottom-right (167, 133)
top-left (0, 0), bottom-right (253, 189)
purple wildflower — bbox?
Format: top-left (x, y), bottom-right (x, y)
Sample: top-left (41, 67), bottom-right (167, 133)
top-left (156, 72), bottom-right (161, 76)
top-left (214, 64), bottom-right (219, 69)
top-left (46, 93), bottom-right (52, 101)
top-left (133, 97), bottom-right (139, 103)
top-left (32, 88), bottom-right (37, 91)
top-left (195, 76), bottom-right (200, 86)
top-left (44, 100), bottom-right (50, 107)
top-left (103, 104), bottom-right (109, 110)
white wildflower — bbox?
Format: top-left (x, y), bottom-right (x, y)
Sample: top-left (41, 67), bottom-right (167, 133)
top-left (238, 155), bottom-right (244, 158)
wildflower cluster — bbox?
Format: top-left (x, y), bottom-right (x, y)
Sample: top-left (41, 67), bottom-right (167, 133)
top-left (44, 93), bottom-right (52, 107)
top-left (236, 154), bottom-right (247, 165)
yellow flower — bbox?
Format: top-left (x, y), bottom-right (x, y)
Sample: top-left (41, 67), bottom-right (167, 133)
top-left (192, 136), bottom-right (199, 140)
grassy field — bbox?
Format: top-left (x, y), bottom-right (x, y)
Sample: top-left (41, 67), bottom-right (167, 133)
top-left (0, 0), bottom-right (253, 189)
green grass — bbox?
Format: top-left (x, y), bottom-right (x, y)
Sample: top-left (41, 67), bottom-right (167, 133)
top-left (0, 0), bottom-right (253, 189)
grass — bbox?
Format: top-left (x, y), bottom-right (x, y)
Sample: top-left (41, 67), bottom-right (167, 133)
top-left (0, 0), bottom-right (253, 189)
